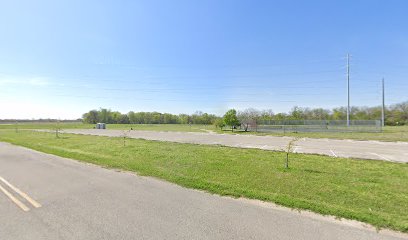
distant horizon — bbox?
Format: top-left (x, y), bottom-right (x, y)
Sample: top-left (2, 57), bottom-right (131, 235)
top-left (1, 100), bottom-right (406, 121)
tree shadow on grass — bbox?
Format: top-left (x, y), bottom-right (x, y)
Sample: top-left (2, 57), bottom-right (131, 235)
top-left (56, 136), bottom-right (70, 139)
top-left (303, 169), bottom-right (326, 174)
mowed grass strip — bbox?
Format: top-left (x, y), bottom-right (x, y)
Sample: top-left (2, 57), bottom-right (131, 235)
top-left (0, 123), bottom-right (209, 132)
top-left (217, 125), bottom-right (408, 142)
top-left (2, 122), bottom-right (407, 141)
top-left (0, 130), bottom-right (407, 232)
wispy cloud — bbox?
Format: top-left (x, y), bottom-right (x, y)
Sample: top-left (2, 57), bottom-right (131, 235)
top-left (28, 77), bottom-right (50, 86)
top-left (0, 76), bottom-right (51, 87)
top-left (0, 79), bottom-right (20, 86)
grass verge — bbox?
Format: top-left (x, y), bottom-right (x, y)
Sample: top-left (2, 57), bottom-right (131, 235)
top-left (0, 123), bottom-right (209, 132)
top-left (0, 130), bottom-right (407, 232)
top-left (2, 122), bottom-right (407, 142)
top-left (217, 125), bottom-right (408, 142)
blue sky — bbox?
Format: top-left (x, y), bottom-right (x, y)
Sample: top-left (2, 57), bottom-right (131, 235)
top-left (1, 0), bottom-right (407, 119)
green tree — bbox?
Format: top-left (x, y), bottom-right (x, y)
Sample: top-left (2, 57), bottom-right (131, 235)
top-left (99, 108), bottom-right (112, 123)
top-left (290, 106), bottom-right (304, 120)
top-left (223, 109), bottom-right (240, 132)
top-left (82, 110), bottom-right (99, 124)
top-left (111, 111), bottom-right (122, 123)
top-left (332, 107), bottom-right (346, 120)
top-left (118, 114), bottom-right (130, 124)
top-left (178, 114), bottom-right (189, 124)
top-left (213, 118), bottom-right (225, 130)
top-left (128, 111), bottom-right (136, 124)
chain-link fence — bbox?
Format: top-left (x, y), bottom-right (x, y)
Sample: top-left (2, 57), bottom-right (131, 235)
top-left (245, 120), bottom-right (382, 133)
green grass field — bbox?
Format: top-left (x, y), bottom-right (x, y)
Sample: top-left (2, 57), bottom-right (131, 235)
top-left (218, 125), bottom-right (408, 142)
top-left (0, 130), bottom-right (407, 232)
top-left (0, 123), bottom-right (211, 132)
top-left (1, 122), bottom-right (407, 142)
top-left (106, 123), bottom-right (212, 132)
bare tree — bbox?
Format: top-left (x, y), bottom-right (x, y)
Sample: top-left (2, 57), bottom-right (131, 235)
top-left (237, 108), bottom-right (260, 132)
top-left (55, 120), bottom-right (61, 138)
top-left (284, 137), bottom-right (300, 169)
top-left (122, 130), bottom-right (130, 146)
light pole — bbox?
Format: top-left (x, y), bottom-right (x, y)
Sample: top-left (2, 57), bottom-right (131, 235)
top-left (346, 53), bottom-right (350, 127)
top-left (381, 78), bottom-right (385, 127)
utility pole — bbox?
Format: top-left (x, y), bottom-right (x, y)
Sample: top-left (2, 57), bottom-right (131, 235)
top-left (346, 54), bottom-right (350, 127)
top-left (381, 78), bottom-right (385, 127)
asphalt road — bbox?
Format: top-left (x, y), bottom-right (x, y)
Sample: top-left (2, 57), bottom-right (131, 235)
top-left (64, 129), bottom-right (408, 163)
top-left (1, 142), bottom-right (407, 240)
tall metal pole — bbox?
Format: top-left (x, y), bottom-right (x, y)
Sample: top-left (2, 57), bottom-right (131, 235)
top-left (347, 54), bottom-right (350, 126)
top-left (381, 78), bottom-right (385, 127)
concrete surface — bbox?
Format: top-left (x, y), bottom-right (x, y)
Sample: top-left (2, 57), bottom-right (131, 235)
top-left (0, 142), bottom-right (407, 240)
top-left (63, 129), bottom-right (408, 163)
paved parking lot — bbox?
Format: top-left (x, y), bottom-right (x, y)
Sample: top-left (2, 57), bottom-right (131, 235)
top-left (63, 129), bottom-right (408, 163)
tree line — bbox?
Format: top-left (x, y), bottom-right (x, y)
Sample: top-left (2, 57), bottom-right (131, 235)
top-left (82, 100), bottom-right (408, 126)
top-left (82, 109), bottom-right (218, 125)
